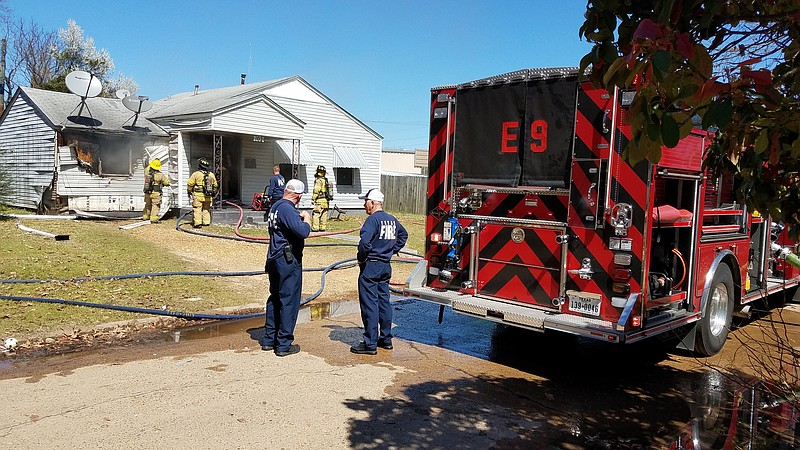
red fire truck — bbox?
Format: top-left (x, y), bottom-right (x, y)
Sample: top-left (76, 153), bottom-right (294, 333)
top-left (404, 67), bottom-right (800, 355)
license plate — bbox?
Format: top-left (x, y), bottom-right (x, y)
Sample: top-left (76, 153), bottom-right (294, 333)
top-left (568, 294), bottom-right (601, 316)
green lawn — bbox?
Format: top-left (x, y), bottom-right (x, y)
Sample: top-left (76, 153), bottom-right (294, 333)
top-left (0, 206), bottom-right (426, 341)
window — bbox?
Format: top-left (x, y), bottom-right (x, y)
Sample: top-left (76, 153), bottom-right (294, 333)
top-left (63, 132), bottom-right (137, 176)
top-left (335, 168), bottom-right (354, 186)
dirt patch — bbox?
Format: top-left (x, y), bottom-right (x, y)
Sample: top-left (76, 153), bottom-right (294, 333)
top-left (126, 223), bottom-right (368, 304)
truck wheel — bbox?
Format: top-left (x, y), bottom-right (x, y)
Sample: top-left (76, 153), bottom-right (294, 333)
top-left (695, 264), bottom-right (734, 356)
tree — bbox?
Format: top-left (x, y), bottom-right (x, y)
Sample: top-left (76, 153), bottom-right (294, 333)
top-left (1, 18), bottom-right (136, 102)
top-left (579, 1), bottom-right (800, 232)
top-left (7, 19), bottom-right (58, 91)
top-left (44, 19), bottom-right (137, 98)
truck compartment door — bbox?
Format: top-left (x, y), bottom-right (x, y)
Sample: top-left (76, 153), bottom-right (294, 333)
top-left (475, 223), bottom-right (564, 308)
top-left (568, 159), bottom-right (603, 229)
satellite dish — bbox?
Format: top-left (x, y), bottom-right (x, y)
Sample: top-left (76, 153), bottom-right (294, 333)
top-left (115, 89), bottom-right (130, 99)
top-left (65, 70), bottom-right (102, 98)
top-left (122, 95), bottom-right (153, 113)
top-left (122, 95), bottom-right (153, 130)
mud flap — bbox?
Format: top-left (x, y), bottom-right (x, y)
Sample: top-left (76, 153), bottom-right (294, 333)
top-left (676, 324), bottom-right (697, 352)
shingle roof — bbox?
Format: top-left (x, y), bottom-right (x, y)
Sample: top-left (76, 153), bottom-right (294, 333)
top-left (147, 77), bottom-right (294, 118)
top-left (18, 86), bottom-right (168, 137)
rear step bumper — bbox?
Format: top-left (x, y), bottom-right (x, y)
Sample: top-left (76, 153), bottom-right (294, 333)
top-left (404, 260), bottom-right (699, 345)
top-left (404, 285), bottom-right (621, 343)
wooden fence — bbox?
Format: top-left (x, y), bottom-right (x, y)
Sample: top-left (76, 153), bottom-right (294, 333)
top-left (381, 174), bottom-right (426, 215)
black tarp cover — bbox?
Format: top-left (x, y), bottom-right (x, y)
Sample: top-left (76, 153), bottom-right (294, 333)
top-left (453, 77), bottom-right (577, 187)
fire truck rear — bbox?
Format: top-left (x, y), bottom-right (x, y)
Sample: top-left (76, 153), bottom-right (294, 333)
top-left (404, 67), bottom-right (800, 355)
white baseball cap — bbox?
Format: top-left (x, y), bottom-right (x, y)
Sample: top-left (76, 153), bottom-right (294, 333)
top-left (358, 188), bottom-right (384, 202)
top-left (285, 179), bottom-right (305, 194)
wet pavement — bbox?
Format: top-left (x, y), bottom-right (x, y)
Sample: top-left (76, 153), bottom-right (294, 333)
top-left (1, 298), bottom-right (799, 449)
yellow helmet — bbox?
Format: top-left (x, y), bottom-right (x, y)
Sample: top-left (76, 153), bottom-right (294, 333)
top-left (149, 158), bottom-right (162, 171)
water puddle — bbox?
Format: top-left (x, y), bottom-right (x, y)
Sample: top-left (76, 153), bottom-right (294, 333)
top-left (388, 298), bottom-right (800, 447)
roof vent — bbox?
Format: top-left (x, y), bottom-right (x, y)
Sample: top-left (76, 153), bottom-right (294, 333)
top-left (194, 85), bottom-right (199, 95)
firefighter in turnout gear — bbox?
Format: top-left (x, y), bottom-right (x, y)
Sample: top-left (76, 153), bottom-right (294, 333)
top-left (187, 158), bottom-right (218, 228)
top-left (311, 165), bottom-right (333, 231)
top-left (142, 158), bottom-right (170, 222)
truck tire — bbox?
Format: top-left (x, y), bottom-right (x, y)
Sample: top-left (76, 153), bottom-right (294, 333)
top-left (695, 264), bottom-right (734, 356)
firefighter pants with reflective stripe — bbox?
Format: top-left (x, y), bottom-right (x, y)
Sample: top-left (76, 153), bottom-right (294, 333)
top-left (312, 200), bottom-right (329, 231)
top-left (191, 193), bottom-right (212, 226)
top-left (358, 260), bottom-right (393, 348)
top-left (143, 192), bottom-right (163, 222)
top-left (264, 256), bottom-right (302, 352)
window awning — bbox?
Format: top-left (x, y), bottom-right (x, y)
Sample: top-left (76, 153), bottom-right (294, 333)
top-left (275, 140), bottom-right (313, 165)
top-left (332, 145), bottom-right (368, 169)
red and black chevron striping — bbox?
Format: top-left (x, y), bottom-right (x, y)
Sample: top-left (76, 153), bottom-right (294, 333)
top-left (426, 88), bottom-right (456, 216)
top-left (477, 224), bottom-right (563, 306)
top-left (563, 94), bottom-right (648, 308)
top-left (574, 83), bottom-right (614, 160)
top-left (473, 192), bottom-right (568, 222)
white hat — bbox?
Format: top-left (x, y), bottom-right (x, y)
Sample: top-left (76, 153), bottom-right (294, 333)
top-left (358, 188), bottom-right (384, 202)
top-left (285, 179), bottom-right (305, 194)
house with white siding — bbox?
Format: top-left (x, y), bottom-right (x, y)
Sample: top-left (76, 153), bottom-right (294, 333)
top-left (0, 87), bottom-right (170, 214)
top-left (0, 76), bottom-right (382, 215)
top-left (147, 76), bottom-right (382, 212)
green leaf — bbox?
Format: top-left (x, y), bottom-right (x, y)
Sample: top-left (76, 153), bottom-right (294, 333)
top-left (691, 45), bottom-right (713, 79)
top-left (715, 97), bottom-right (734, 127)
top-left (660, 113), bottom-right (680, 148)
top-left (647, 122), bottom-right (660, 141)
top-left (788, 138), bottom-right (800, 159)
top-left (656, 0), bottom-right (677, 23)
top-left (754, 129), bottom-right (769, 154)
top-left (600, 41), bottom-right (619, 65)
top-left (675, 82), bottom-right (698, 100)
top-left (652, 50), bottom-right (672, 80)
top-left (625, 98), bottom-right (646, 131)
top-left (603, 57), bottom-right (627, 88)
top-left (679, 116), bottom-right (695, 137)
top-left (702, 97), bottom-right (733, 130)
top-left (628, 136), bottom-right (649, 163)
top-left (579, 52), bottom-right (595, 79)
top-left (650, 143), bottom-right (663, 163)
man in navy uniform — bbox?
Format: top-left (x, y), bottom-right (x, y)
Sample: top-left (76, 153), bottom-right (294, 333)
top-left (350, 188), bottom-right (408, 355)
top-left (263, 179), bottom-right (312, 356)
top-left (266, 165), bottom-right (285, 206)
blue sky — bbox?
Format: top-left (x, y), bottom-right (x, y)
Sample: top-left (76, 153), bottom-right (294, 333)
top-left (7, 0), bottom-right (593, 150)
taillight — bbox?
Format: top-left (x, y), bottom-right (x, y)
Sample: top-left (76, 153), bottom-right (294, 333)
top-left (431, 232), bottom-right (441, 243)
top-left (611, 283), bottom-right (630, 295)
top-left (611, 268), bottom-right (631, 282)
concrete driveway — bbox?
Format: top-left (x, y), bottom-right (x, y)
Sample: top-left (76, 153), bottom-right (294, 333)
top-left (2, 299), bottom-right (797, 449)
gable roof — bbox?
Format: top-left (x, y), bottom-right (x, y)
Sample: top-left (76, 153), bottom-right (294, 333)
top-left (12, 86), bottom-right (168, 137)
top-left (148, 77), bottom-right (294, 118)
top-left (148, 75), bottom-right (382, 140)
